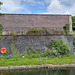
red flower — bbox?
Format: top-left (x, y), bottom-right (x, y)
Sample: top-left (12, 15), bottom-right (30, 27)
top-left (0, 48), bottom-right (7, 54)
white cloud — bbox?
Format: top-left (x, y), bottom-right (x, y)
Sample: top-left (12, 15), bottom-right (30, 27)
top-left (47, 0), bottom-right (66, 13)
top-left (0, 0), bottom-right (34, 13)
top-left (67, 3), bottom-right (75, 16)
top-left (0, 0), bottom-right (44, 13)
top-left (59, 0), bottom-right (75, 5)
top-left (1, 0), bottom-right (24, 11)
top-left (47, 0), bottom-right (75, 15)
top-left (0, 0), bottom-right (75, 16)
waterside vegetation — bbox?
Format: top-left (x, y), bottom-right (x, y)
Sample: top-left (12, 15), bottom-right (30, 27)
top-left (0, 55), bottom-right (75, 66)
top-left (0, 39), bottom-right (71, 66)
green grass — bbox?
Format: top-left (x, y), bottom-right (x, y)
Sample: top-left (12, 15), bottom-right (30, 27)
top-left (0, 55), bottom-right (75, 66)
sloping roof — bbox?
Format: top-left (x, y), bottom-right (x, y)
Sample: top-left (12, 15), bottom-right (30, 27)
top-left (0, 14), bottom-right (71, 31)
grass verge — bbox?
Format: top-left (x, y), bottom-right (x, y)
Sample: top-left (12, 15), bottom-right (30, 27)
top-left (0, 55), bottom-right (75, 66)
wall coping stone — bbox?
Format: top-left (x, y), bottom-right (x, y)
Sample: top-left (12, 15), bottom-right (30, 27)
top-left (0, 64), bottom-right (75, 72)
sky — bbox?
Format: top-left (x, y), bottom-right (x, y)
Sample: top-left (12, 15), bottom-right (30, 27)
top-left (0, 0), bottom-right (75, 16)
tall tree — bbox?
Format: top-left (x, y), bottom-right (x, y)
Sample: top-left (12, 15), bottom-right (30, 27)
top-left (0, 1), bottom-right (3, 12)
top-left (72, 16), bottom-right (75, 30)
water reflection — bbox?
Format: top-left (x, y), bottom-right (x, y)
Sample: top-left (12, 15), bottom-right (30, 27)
top-left (0, 69), bottom-right (75, 75)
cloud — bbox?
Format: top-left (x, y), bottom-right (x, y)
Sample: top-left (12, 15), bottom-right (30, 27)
top-left (59, 0), bottom-right (75, 6)
top-left (0, 0), bottom-right (45, 13)
top-left (0, 0), bottom-right (75, 16)
top-left (47, 0), bottom-right (66, 13)
top-left (67, 3), bottom-right (75, 16)
top-left (0, 0), bottom-right (34, 14)
top-left (1, 0), bottom-right (24, 11)
top-left (47, 0), bottom-right (75, 15)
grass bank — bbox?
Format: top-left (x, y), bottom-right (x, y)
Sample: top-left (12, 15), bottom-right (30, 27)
top-left (0, 55), bottom-right (75, 67)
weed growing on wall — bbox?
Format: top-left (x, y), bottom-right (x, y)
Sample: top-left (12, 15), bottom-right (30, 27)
top-left (26, 27), bottom-right (49, 35)
top-left (0, 23), bottom-right (3, 34)
top-left (10, 42), bottom-right (19, 55)
top-left (63, 24), bottom-right (70, 36)
top-left (26, 27), bottom-right (40, 35)
top-left (29, 27), bottom-right (39, 32)
top-left (0, 23), bottom-right (3, 38)
top-left (10, 33), bottom-right (18, 42)
top-left (10, 33), bottom-right (16, 39)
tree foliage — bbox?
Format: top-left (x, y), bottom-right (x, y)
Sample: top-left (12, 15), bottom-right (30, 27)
top-left (0, 1), bottom-right (3, 13)
top-left (0, 1), bottom-right (3, 6)
top-left (72, 16), bottom-right (75, 30)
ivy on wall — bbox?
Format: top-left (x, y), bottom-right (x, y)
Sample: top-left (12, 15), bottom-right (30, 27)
top-left (0, 23), bottom-right (3, 35)
top-left (0, 23), bottom-right (3, 39)
top-left (63, 24), bottom-right (70, 36)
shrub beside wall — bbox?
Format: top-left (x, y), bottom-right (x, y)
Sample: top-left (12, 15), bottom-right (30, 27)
top-left (48, 40), bottom-right (70, 57)
top-left (8, 39), bottom-right (70, 58)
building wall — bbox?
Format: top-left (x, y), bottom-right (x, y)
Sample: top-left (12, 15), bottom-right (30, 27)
top-left (0, 35), bottom-right (73, 54)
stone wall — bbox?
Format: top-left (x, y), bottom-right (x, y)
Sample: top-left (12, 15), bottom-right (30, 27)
top-left (0, 35), bottom-right (73, 54)
top-left (0, 14), bottom-right (69, 31)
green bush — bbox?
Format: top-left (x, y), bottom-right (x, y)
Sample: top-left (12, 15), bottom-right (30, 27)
top-left (27, 47), bottom-right (40, 58)
top-left (73, 32), bottom-right (75, 52)
top-left (24, 40), bottom-right (70, 58)
top-left (10, 42), bottom-right (19, 55)
top-left (73, 32), bottom-right (75, 46)
top-left (48, 40), bottom-right (70, 57)
top-left (72, 16), bottom-right (75, 30)
top-left (27, 47), bottom-right (37, 55)
top-left (23, 52), bottom-right (29, 58)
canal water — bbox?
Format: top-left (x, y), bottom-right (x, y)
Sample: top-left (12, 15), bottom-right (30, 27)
top-left (0, 69), bottom-right (75, 75)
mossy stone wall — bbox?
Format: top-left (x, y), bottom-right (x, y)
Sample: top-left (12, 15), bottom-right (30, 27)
top-left (0, 35), bottom-right (73, 55)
